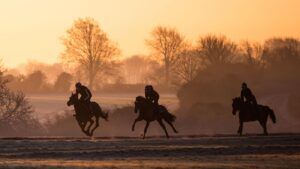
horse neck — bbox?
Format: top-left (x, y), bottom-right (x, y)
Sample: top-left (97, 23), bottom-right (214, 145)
top-left (73, 101), bottom-right (82, 114)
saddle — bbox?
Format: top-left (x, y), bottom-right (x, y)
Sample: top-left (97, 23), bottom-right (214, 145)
top-left (146, 99), bottom-right (162, 114)
top-left (79, 100), bottom-right (94, 117)
top-left (244, 102), bottom-right (259, 114)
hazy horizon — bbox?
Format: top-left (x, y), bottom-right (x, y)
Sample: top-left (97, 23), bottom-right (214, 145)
top-left (1, 0), bottom-right (300, 68)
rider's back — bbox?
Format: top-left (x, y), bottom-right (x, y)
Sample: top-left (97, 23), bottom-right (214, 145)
top-left (77, 85), bottom-right (92, 100)
top-left (241, 87), bottom-right (253, 100)
top-left (145, 89), bottom-right (159, 104)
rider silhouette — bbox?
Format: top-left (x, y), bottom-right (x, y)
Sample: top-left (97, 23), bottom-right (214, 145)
top-left (75, 82), bottom-right (93, 115)
top-left (241, 82), bottom-right (257, 106)
top-left (145, 85), bottom-right (159, 105)
top-left (145, 85), bottom-right (160, 113)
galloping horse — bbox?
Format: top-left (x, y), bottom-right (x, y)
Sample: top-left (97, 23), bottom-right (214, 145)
top-left (132, 96), bottom-right (178, 139)
top-left (232, 97), bottom-right (276, 135)
top-left (67, 93), bottom-right (108, 136)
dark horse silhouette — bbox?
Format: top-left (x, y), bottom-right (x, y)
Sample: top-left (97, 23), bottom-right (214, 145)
top-left (132, 96), bottom-right (178, 139)
top-left (67, 93), bottom-right (108, 137)
top-left (232, 97), bottom-right (276, 135)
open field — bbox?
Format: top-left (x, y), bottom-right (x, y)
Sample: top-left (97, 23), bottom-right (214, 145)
top-left (0, 134), bottom-right (299, 169)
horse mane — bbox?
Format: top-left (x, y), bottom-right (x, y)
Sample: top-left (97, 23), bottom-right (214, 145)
top-left (70, 93), bottom-right (79, 99)
top-left (136, 96), bottom-right (146, 102)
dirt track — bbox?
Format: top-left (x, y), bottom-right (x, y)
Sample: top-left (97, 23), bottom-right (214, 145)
top-left (0, 134), bottom-right (299, 169)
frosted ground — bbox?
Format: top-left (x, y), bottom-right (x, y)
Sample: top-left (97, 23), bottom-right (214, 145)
top-left (0, 135), bottom-right (299, 169)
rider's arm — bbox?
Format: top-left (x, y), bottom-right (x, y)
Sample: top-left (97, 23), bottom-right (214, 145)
top-left (84, 89), bottom-right (91, 101)
top-left (240, 90), bottom-right (244, 101)
top-left (145, 91), bottom-right (149, 99)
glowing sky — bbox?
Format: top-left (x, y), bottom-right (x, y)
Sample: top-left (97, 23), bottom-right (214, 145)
top-left (0, 0), bottom-right (299, 67)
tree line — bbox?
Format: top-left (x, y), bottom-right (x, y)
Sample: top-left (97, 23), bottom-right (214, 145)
top-left (59, 17), bottom-right (300, 90)
top-left (6, 17), bottom-right (300, 93)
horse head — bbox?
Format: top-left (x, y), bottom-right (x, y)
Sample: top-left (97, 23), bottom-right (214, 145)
top-left (67, 92), bottom-right (78, 106)
top-left (134, 96), bottom-right (146, 113)
top-left (232, 97), bottom-right (242, 115)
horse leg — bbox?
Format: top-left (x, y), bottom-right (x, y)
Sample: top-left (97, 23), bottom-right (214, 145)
top-left (143, 121), bottom-right (150, 139)
top-left (263, 123), bottom-right (268, 135)
top-left (238, 121), bottom-right (243, 136)
top-left (165, 119), bottom-right (178, 133)
top-left (86, 118), bottom-right (94, 136)
top-left (259, 121), bottom-right (268, 135)
top-left (90, 116), bottom-right (100, 136)
top-left (157, 119), bottom-right (169, 138)
top-left (132, 116), bottom-right (143, 131)
top-left (79, 121), bottom-right (89, 136)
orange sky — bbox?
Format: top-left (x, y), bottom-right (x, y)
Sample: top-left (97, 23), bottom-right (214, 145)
top-left (0, 0), bottom-right (300, 68)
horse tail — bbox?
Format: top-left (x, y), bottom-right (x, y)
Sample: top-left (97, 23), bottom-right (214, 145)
top-left (101, 110), bottom-right (109, 121)
top-left (160, 105), bottom-right (176, 122)
top-left (267, 107), bottom-right (276, 123)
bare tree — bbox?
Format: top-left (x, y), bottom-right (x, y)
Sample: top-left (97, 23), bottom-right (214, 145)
top-left (262, 38), bottom-right (300, 66)
top-left (174, 47), bottom-right (202, 84)
top-left (146, 26), bottom-right (184, 85)
top-left (122, 55), bottom-right (160, 84)
top-left (94, 60), bottom-right (124, 87)
top-left (61, 17), bottom-right (119, 89)
top-left (197, 35), bottom-right (237, 65)
top-left (0, 69), bottom-right (36, 130)
top-left (240, 41), bottom-right (264, 66)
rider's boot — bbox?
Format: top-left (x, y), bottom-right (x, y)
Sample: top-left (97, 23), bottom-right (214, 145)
top-left (155, 104), bottom-right (161, 116)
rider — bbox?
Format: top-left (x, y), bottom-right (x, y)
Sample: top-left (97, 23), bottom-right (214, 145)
top-left (145, 85), bottom-right (160, 113)
top-left (75, 82), bottom-right (93, 115)
top-left (241, 82), bottom-right (257, 106)
top-left (145, 85), bottom-right (159, 105)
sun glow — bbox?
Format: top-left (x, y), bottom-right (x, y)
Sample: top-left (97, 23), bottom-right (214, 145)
top-left (0, 0), bottom-right (299, 67)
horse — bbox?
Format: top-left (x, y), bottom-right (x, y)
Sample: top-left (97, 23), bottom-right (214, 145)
top-left (132, 96), bottom-right (178, 139)
top-left (67, 93), bottom-right (108, 137)
top-left (231, 97), bottom-right (276, 136)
